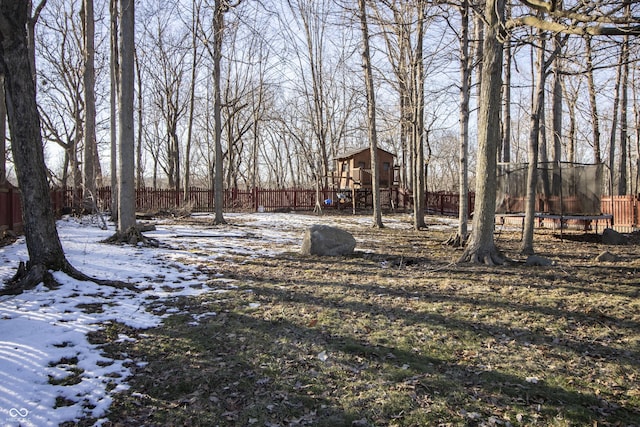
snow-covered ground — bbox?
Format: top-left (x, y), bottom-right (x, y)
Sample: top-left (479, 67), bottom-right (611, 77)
top-left (0, 212), bottom-right (443, 426)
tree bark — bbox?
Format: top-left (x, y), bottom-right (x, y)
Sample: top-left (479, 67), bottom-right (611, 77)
top-left (117, 0), bottom-right (136, 232)
top-left (502, 6), bottom-right (511, 164)
top-left (0, 0), bottom-right (94, 293)
top-left (0, 0), bottom-right (65, 267)
top-left (456, 0), bottom-right (471, 244)
top-left (411, 3), bottom-right (426, 230)
top-left (609, 50), bottom-right (622, 194)
top-left (358, 0), bottom-right (383, 228)
top-left (184, 0), bottom-right (199, 203)
top-left (618, 7), bottom-right (629, 195)
top-left (110, 0), bottom-right (119, 221)
top-left (459, 0), bottom-right (505, 265)
top-left (82, 0), bottom-right (97, 212)
top-left (551, 32), bottom-right (563, 195)
top-left (562, 79), bottom-right (578, 163)
top-left (521, 34), bottom-right (546, 256)
top-left (212, 0), bottom-right (226, 224)
top-left (0, 73), bottom-right (5, 183)
top-left (584, 36), bottom-right (601, 164)
top-left (135, 48), bottom-right (143, 189)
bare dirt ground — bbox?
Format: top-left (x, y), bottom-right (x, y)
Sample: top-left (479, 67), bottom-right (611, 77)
top-left (75, 213), bottom-right (640, 426)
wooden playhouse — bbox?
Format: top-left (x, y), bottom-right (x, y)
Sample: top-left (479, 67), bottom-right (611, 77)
top-left (330, 147), bottom-right (399, 210)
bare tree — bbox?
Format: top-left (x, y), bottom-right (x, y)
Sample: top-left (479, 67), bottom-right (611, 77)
top-left (27, 0), bottom-right (47, 83)
top-left (184, 0), bottom-right (201, 202)
top-left (196, 0), bottom-right (244, 223)
top-left (110, 0), bottom-right (119, 220)
top-left (211, 0), bottom-right (228, 224)
top-left (521, 29), bottom-right (566, 255)
top-left (561, 76), bottom-right (580, 163)
top-left (135, 46), bottom-right (145, 189)
top-left (0, 0), bottom-right (109, 293)
top-left (36, 0), bottom-right (84, 205)
top-left (459, 0), bottom-right (505, 265)
top-left (461, 0), bottom-right (640, 264)
top-left (370, 0), bottom-right (427, 229)
top-left (357, 0), bottom-right (382, 227)
top-left (81, 0), bottom-right (97, 212)
top-left (501, 2), bottom-right (512, 164)
top-left (410, 1), bottom-right (427, 230)
top-left (116, 0), bottom-right (136, 234)
top-left (371, 1), bottom-right (411, 191)
top-left (521, 32), bottom-right (547, 256)
top-left (550, 31), bottom-right (564, 195)
top-left (617, 0), bottom-right (630, 195)
top-left (446, 0), bottom-right (472, 246)
top-left (139, 3), bottom-right (188, 194)
top-left (584, 36), bottom-right (601, 164)
top-left (0, 73), bottom-right (5, 183)
top-left (609, 45), bottom-right (622, 193)
top-left (285, 0), bottom-right (332, 189)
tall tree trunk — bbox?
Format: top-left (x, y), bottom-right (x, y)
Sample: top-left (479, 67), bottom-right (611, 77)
top-left (26, 0), bottom-right (45, 84)
top-left (634, 75), bottom-right (640, 196)
top-left (0, 73), bottom-right (5, 183)
top-left (184, 0), bottom-right (199, 203)
top-left (609, 52), bottom-right (622, 194)
top-left (618, 13), bottom-right (629, 195)
top-left (135, 49), bottom-right (143, 189)
top-left (358, 0), bottom-right (383, 228)
top-left (110, 0), bottom-right (119, 220)
top-left (459, 0), bottom-right (505, 265)
top-left (117, 0), bottom-right (136, 232)
top-left (563, 80), bottom-right (577, 163)
top-left (399, 24), bottom-right (411, 194)
top-left (473, 9), bottom-right (484, 100)
top-left (0, 0), bottom-right (74, 292)
top-left (71, 99), bottom-right (82, 211)
top-left (296, 0), bottom-right (329, 190)
top-left (411, 3), bottom-right (426, 230)
top-left (502, 4), bottom-right (511, 164)
top-left (82, 0), bottom-right (96, 212)
top-left (538, 84), bottom-right (550, 198)
top-left (521, 34), bottom-right (546, 255)
top-left (585, 36), bottom-right (601, 164)
top-left (456, 0), bottom-right (471, 244)
top-left (212, 0), bottom-right (226, 224)
top-left (551, 32), bottom-right (563, 195)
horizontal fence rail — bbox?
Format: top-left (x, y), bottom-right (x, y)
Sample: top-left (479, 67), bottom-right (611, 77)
top-left (2, 185), bottom-right (639, 233)
top-left (58, 187), bottom-right (414, 214)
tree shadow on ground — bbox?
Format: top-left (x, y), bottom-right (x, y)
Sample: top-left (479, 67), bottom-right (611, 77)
top-left (103, 249), bottom-right (640, 426)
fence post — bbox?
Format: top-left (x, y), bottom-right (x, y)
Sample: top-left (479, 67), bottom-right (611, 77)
top-left (254, 187), bottom-right (259, 211)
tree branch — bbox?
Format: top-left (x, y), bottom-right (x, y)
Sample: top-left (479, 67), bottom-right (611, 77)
top-left (507, 15), bottom-right (640, 36)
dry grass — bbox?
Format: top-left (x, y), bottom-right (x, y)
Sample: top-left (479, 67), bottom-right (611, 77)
top-left (93, 214), bottom-right (639, 426)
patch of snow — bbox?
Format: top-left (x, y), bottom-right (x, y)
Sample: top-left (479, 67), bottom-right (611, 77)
top-left (0, 212), bottom-right (455, 425)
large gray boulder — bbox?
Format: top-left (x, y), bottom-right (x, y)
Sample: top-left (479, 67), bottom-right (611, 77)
top-left (301, 224), bottom-right (356, 256)
top-left (601, 228), bottom-right (627, 245)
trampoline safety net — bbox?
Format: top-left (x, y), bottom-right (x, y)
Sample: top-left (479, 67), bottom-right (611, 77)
top-left (496, 163), bottom-right (604, 216)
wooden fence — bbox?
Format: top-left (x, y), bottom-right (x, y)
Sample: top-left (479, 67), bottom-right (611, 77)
top-left (601, 195), bottom-right (639, 232)
top-left (0, 184), bottom-right (22, 233)
top-left (426, 191), bottom-right (475, 216)
top-left (65, 187), bottom-right (416, 212)
top-left (59, 186), bottom-right (468, 215)
top-left (81, 187), bottom-right (350, 213)
top-left (2, 185), bottom-right (639, 233)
